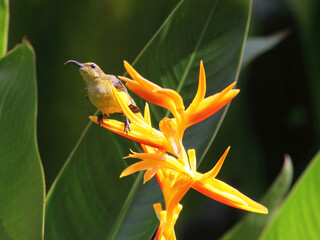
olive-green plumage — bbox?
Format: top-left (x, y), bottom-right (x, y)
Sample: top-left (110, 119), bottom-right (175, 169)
top-left (65, 60), bottom-right (140, 129)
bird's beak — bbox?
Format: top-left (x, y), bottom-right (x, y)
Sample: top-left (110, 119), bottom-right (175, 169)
top-left (64, 60), bottom-right (85, 68)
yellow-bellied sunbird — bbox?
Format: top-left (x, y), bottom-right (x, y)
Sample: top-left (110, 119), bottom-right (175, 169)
top-left (65, 60), bottom-right (140, 132)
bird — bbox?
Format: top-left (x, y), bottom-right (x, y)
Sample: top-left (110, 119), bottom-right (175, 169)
top-left (65, 60), bottom-right (140, 132)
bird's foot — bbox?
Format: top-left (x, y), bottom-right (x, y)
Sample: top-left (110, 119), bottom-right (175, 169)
top-left (97, 114), bottom-right (107, 125)
top-left (124, 117), bottom-right (131, 133)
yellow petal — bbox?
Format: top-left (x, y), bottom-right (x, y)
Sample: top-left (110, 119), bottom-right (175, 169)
top-left (201, 147), bottom-right (230, 180)
top-left (111, 86), bottom-right (147, 129)
top-left (120, 161), bottom-right (152, 178)
top-left (187, 60), bottom-right (206, 112)
top-left (121, 152), bottom-right (190, 179)
top-left (173, 204), bottom-right (183, 221)
top-left (123, 61), bottom-right (158, 89)
top-left (153, 203), bottom-right (163, 220)
top-left (193, 178), bottom-right (268, 214)
top-left (89, 116), bottom-right (169, 150)
top-left (167, 180), bottom-right (194, 215)
top-left (124, 152), bottom-right (168, 161)
top-left (120, 159), bottom-right (184, 178)
top-left (184, 82), bottom-right (239, 128)
top-left (159, 118), bottom-right (190, 166)
top-left (155, 169), bottom-right (165, 190)
top-left (187, 149), bottom-right (196, 173)
top-left (143, 103), bottom-right (151, 126)
top-left (121, 61), bottom-right (182, 117)
top-left (124, 152), bottom-right (188, 174)
top-left (201, 84), bottom-right (239, 108)
top-left (120, 76), bottom-right (177, 114)
top-left (153, 88), bottom-right (185, 114)
top-left (143, 168), bottom-right (159, 184)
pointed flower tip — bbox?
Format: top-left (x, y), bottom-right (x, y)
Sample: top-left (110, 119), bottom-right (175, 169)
top-left (226, 146), bottom-right (231, 152)
top-left (129, 149), bottom-right (136, 154)
top-left (202, 146), bottom-right (230, 180)
top-left (251, 204), bottom-right (268, 214)
top-left (262, 206), bottom-right (268, 214)
top-left (123, 151), bottom-right (136, 159)
top-left (227, 82), bottom-right (240, 97)
top-left (199, 61), bottom-right (206, 82)
top-left (240, 202), bottom-right (268, 214)
top-left (120, 168), bottom-right (133, 178)
top-left (89, 116), bottom-right (98, 124)
top-left (224, 81), bottom-right (237, 92)
top-left (118, 76), bottom-right (134, 85)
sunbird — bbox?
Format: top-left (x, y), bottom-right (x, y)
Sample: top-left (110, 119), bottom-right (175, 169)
top-left (65, 60), bottom-right (140, 132)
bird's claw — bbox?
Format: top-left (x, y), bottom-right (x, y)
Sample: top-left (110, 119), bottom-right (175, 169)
top-left (124, 117), bottom-right (131, 134)
top-left (97, 114), bottom-right (107, 125)
top-left (97, 114), bottom-right (130, 133)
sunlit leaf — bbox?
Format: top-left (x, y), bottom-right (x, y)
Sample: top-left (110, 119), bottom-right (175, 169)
top-left (260, 150), bottom-right (320, 240)
top-left (220, 156), bottom-right (293, 240)
top-left (0, 40), bottom-right (45, 240)
top-left (0, 0), bottom-right (8, 57)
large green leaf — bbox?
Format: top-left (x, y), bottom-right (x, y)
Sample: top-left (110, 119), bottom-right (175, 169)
top-left (45, 0), bottom-right (251, 239)
top-left (0, 0), bottom-right (8, 58)
top-left (132, 0), bottom-right (252, 160)
top-left (0, 40), bottom-right (45, 240)
top-left (260, 150), bottom-right (320, 240)
top-left (220, 156), bottom-right (293, 240)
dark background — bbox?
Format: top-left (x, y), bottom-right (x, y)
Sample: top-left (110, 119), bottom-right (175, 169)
top-left (8, 0), bottom-right (319, 239)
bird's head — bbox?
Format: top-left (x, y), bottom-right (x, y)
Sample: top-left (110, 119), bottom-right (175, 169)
top-left (65, 60), bottom-right (104, 84)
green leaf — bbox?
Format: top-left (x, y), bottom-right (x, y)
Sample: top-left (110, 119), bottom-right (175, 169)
top-left (45, 0), bottom-right (251, 239)
top-left (220, 156), bottom-right (293, 240)
top-left (0, 0), bottom-right (9, 58)
top-left (242, 30), bottom-right (289, 68)
top-left (260, 150), bottom-right (320, 240)
top-left (0, 40), bottom-right (45, 240)
top-left (132, 1), bottom-right (252, 162)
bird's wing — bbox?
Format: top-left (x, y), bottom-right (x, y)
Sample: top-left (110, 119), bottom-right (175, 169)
top-left (108, 75), bottom-right (128, 93)
top-left (108, 75), bottom-right (140, 113)
top-left (128, 98), bottom-right (140, 113)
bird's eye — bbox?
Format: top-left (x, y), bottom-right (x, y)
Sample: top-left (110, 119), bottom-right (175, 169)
top-left (90, 64), bottom-right (96, 69)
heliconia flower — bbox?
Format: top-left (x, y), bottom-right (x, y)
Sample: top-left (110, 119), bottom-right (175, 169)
top-left (119, 61), bottom-right (240, 139)
top-left (121, 144), bottom-right (268, 214)
top-left (89, 61), bottom-right (268, 240)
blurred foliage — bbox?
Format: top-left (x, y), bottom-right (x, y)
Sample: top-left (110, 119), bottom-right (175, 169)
top-left (284, 0), bottom-right (320, 140)
top-left (261, 151), bottom-right (320, 240)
